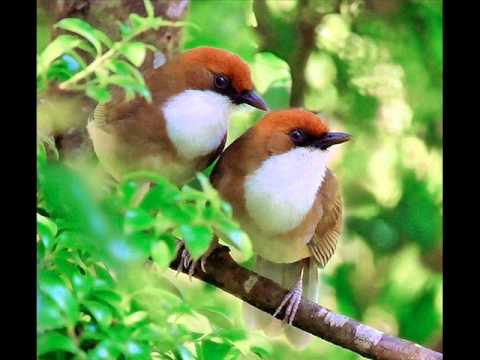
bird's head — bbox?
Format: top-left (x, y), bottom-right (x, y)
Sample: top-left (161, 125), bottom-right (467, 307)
top-left (252, 109), bottom-right (351, 157)
top-left (180, 47), bottom-right (268, 111)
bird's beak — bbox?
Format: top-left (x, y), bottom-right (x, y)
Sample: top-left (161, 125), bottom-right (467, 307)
top-left (314, 132), bottom-right (351, 150)
top-left (239, 90), bottom-right (269, 111)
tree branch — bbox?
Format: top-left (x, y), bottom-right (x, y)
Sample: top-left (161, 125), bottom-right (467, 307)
top-left (170, 245), bottom-right (443, 360)
top-left (253, 0), bottom-right (336, 107)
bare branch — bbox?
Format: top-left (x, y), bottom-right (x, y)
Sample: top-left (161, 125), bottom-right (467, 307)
top-left (253, 0), bottom-right (342, 107)
top-left (170, 245), bottom-right (443, 360)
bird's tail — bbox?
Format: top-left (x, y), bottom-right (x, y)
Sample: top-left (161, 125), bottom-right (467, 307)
top-left (243, 256), bottom-right (319, 349)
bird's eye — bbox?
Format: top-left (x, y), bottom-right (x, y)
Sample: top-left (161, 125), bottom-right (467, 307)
top-left (289, 129), bottom-right (305, 143)
top-left (214, 75), bottom-right (230, 90)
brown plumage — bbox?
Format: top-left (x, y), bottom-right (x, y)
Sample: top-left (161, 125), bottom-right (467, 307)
top-left (88, 47), bottom-right (267, 185)
top-left (210, 109), bottom-right (350, 348)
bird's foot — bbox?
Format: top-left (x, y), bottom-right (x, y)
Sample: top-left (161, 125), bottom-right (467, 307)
top-left (175, 241), bottom-right (210, 280)
top-left (273, 269), bottom-right (304, 325)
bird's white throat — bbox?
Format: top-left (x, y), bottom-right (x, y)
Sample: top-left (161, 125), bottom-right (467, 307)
top-left (163, 90), bottom-right (233, 160)
top-left (244, 147), bottom-right (329, 234)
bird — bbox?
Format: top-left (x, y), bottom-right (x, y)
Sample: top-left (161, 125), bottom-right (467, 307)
top-left (210, 109), bottom-right (351, 348)
top-left (87, 47), bottom-right (268, 186)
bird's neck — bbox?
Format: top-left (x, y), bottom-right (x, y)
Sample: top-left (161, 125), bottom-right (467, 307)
top-left (244, 148), bottom-right (329, 234)
top-left (163, 90), bottom-right (233, 160)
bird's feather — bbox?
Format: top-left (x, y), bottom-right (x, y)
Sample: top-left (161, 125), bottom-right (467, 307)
top-left (308, 169), bottom-right (343, 268)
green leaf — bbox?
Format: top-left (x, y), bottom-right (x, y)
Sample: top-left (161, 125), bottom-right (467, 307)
top-left (83, 300), bottom-right (113, 328)
top-left (144, 0), bottom-right (155, 18)
top-left (57, 231), bottom-right (87, 251)
top-left (152, 274), bottom-right (183, 300)
top-left (119, 42), bottom-right (147, 67)
top-left (250, 346), bottom-right (271, 359)
top-left (129, 13), bottom-right (149, 31)
top-left (163, 204), bottom-right (197, 224)
top-left (37, 222), bottom-right (56, 251)
top-left (107, 323), bottom-right (133, 341)
top-left (37, 241), bottom-right (46, 261)
top-left (82, 323), bottom-right (104, 342)
top-left (152, 240), bottom-right (175, 268)
top-left (119, 180), bottom-right (142, 206)
top-left (199, 340), bottom-right (232, 360)
top-left (94, 264), bottom-right (116, 287)
top-left (94, 29), bottom-right (113, 48)
top-left (131, 324), bottom-right (162, 343)
top-left (201, 206), bottom-right (216, 221)
top-left (124, 208), bottom-right (154, 232)
top-left (216, 329), bottom-right (246, 342)
top-left (196, 173), bottom-right (217, 201)
top-left (77, 39), bottom-right (97, 57)
top-left (38, 35), bottom-right (82, 73)
top-left (125, 340), bottom-right (150, 359)
top-left (107, 74), bottom-right (151, 100)
top-left (71, 272), bottom-right (94, 299)
top-left (54, 257), bottom-right (79, 282)
top-left (119, 22), bottom-right (134, 38)
top-left (179, 186), bottom-right (208, 202)
top-left (195, 307), bottom-right (233, 329)
top-left (86, 83), bottom-right (112, 103)
top-left (37, 292), bottom-right (67, 331)
top-left (39, 270), bottom-right (79, 325)
top-left (107, 59), bottom-right (144, 82)
top-left (88, 339), bottom-right (122, 360)
top-left (217, 222), bottom-right (252, 260)
top-left (56, 18), bottom-right (102, 54)
top-left (37, 331), bottom-right (78, 356)
top-left (47, 58), bottom-right (77, 81)
top-left (140, 179), bottom-right (179, 210)
top-left (37, 141), bottom-right (47, 163)
top-left (180, 224), bottom-right (213, 259)
top-left (91, 289), bottom-right (123, 309)
top-left (37, 213), bottom-right (58, 237)
top-left (130, 231), bottom-right (156, 256)
top-left (124, 311), bottom-right (148, 326)
top-left (174, 345), bottom-right (196, 360)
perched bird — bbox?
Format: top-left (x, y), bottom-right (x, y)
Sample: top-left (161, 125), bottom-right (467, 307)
top-left (87, 47), bottom-right (267, 185)
top-left (210, 109), bottom-right (351, 348)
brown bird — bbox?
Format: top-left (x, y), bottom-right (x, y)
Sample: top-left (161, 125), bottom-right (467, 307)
top-left (87, 47), bottom-right (267, 185)
top-left (210, 109), bottom-right (351, 348)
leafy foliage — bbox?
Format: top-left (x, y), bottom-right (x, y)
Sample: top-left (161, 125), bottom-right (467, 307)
top-left (37, 142), bottom-right (252, 359)
top-left (37, 0), bottom-right (180, 103)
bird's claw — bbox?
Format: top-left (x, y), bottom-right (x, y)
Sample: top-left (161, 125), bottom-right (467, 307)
top-left (175, 242), bottom-right (209, 280)
top-left (176, 247), bottom-right (196, 280)
top-left (273, 278), bottom-right (303, 325)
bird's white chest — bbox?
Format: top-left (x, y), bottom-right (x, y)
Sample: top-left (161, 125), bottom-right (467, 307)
top-left (163, 90), bottom-right (232, 160)
top-left (244, 148), bottom-right (329, 235)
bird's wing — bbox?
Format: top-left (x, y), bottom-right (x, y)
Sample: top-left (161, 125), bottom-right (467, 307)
top-left (89, 64), bottom-right (178, 141)
top-left (307, 169), bottom-right (343, 268)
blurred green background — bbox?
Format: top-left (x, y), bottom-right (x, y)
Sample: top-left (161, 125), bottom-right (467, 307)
top-left (181, 0), bottom-right (442, 358)
top-left (37, 0), bottom-right (442, 359)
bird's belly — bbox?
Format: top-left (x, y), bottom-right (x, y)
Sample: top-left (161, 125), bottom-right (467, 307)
top-left (88, 122), bottom-right (196, 185)
top-left (251, 233), bottom-right (311, 264)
